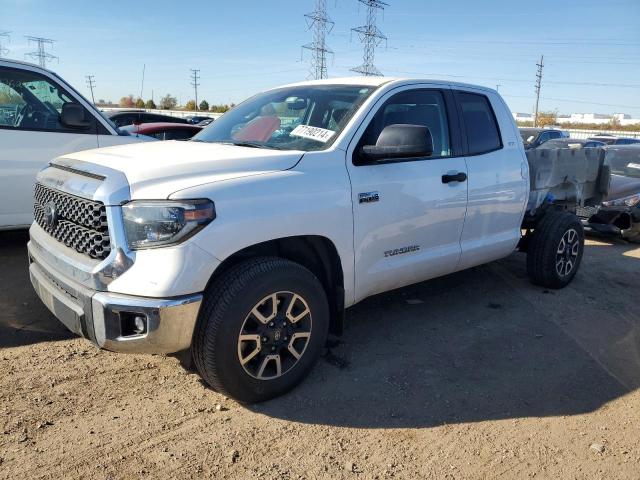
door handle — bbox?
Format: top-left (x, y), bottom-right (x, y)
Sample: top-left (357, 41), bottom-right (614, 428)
top-left (442, 172), bottom-right (467, 184)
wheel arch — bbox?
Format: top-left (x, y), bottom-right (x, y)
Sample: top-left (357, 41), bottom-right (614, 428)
top-left (205, 235), bottom-right (345, 335)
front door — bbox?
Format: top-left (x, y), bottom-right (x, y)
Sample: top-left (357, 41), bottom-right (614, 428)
top-left (346, 87), bottom-right (468, 302)
top-left (0, 66), bottom-right (99, 228)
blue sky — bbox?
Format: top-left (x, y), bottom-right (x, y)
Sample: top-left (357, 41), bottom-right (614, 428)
top-left (2, 0), bottom-right (639, 116)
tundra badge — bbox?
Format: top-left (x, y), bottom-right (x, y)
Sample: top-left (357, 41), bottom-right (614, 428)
top-left (359, 191), bottom-right (380, 204)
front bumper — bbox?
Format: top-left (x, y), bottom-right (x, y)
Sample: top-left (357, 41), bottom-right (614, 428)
top-left (28, 241), bottom-right (202, 355)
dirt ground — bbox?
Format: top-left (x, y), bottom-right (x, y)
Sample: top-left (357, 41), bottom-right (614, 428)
top-left (1, 230), bottom-right (639, 480)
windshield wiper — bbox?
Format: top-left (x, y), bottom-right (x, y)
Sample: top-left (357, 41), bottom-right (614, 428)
top-left (225, 141), bottom-right (270, 149)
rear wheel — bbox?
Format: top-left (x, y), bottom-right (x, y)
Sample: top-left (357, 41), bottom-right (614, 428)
top-left (192, 257), bottom-right (329, 403)
top-left (527, 211), bottom-right (585, 289)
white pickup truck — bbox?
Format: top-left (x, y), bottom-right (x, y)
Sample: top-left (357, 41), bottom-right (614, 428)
top-left (28, 77), bottom-right (608, 402)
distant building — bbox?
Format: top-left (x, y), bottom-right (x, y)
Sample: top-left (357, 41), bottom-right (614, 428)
top-left (513, 112), bottom-right (639, 126)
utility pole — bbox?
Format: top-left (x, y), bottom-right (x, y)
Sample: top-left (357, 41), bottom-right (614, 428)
top-left (496, 84), bottom-right (501, 92)
top-left (302, 0), bottom-right (334, 80)
top-left (85, 75), bottom-right (96, 104)
top-left (351, 0), bottom-right (388, 76)
top-left (0, 31), bottom-right (10, 58)
top-left (25, 36), bottom-right (58, 68)
top-left (533, 55), bottom-right (544, 127)
top-left (190, 69), bottom-right (200, 111)
top-left (140, 64), bottom-right (146, 100)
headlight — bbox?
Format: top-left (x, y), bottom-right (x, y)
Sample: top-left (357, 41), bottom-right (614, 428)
top-left (122, 200), bottom-right (215, 249)
top-left (602, 193), bottom-right (640, 208)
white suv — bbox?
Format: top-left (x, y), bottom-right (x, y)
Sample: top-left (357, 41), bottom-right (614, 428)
top-left (0, 59), bottom-right (148, 229)
top-left (29, 77), bottom-right (597, 402)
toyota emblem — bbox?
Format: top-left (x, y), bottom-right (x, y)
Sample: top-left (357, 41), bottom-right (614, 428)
top-left (43, 201), bottom-right (58, 229)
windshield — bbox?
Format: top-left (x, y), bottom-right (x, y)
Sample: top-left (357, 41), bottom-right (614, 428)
top-left (606, 148), bottom-right (640, 179)
top-left (192, 85), bottom-right (376, 151)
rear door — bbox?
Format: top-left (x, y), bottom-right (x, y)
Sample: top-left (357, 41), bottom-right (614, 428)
top-left (346, 86), bottom-right (469, 302)
top-left (454, 89), bottom-right (528, 270)
top-left (0, 65), bottom-right (100, 228)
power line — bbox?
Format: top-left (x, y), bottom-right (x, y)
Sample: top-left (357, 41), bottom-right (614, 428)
top-left (302, 0), bottom-right (334, 80)
top-left (190, 68), bottom-right (200, 110)
top-left (351, 0), bottom-right (388, 76)
top-left (0, 31), bottom-right (10, 58)
top-left (533, 55), bottom-right (544, 127)
top-left (85, 75), bottom-right (96, 104)
top-left (25, 36), bottom-right (58, 68)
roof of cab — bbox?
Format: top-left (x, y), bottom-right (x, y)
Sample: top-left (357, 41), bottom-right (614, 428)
top-left (279, 76), bottom-right (497, 94)
top-left (0, 57), bottom-right (49, 72)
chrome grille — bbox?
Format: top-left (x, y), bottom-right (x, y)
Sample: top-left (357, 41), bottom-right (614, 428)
top-left (576, 205), bottom-right (599, 219)
top-left (34, 183), bottom-right (111, 260)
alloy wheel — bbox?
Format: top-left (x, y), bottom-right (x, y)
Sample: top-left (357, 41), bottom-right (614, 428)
top-left (237, 291), bottom-right (313, 380)
top-left (555, 228), bottom-right (580, 277)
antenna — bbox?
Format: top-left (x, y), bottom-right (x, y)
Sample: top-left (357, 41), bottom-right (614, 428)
top-left (302, 0), bottom-right (334, 80)
top-left (533, 55), bottom-right (544, 127)
top-left (190, 69), bottom-right (200, 111)
top-left (0, 31), bottom-right (10, 58)
top-left (85, 75), bottom-right (96, 104)
top-left (351, 0), bottom-right (388, 76)
top-left (25, 36), bottom-right (58, 68)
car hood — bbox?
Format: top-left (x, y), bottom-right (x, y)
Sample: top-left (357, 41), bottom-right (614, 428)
top-left (54, 140), bottom-right (304, 199)
top-left (605, 174), bottom-right (640, 202)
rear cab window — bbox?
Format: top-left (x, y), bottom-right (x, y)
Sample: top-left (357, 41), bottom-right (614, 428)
top-left (455, 91), bottom-right (502, 155)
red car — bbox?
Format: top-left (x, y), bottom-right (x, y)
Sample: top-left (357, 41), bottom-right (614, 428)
top-left (121, 122), bottom-right (203, 140)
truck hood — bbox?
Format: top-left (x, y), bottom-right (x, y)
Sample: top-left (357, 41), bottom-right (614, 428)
top-left (54, 140), bottom-right (304, 199)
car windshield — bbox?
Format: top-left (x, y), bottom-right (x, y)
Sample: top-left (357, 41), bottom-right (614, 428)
top-left (191, 85), bottom-right (376, 151)
top-left (605, 148), bottom-right (640, 179)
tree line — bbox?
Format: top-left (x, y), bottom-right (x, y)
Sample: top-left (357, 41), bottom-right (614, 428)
top-left (517, 111), bottom-right (640, 132)
top-left (111, 94), bottom-right (233, 113)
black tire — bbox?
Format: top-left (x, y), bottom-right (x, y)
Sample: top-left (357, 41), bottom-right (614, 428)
top-left (192, 257), bottom-right (329, 403)
top-left (527, 211), bottom-right (585, 289)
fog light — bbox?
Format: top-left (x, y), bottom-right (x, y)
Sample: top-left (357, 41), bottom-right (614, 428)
top-left (120, 312), bottom-right (148, 336)
top-left (134, 316), bottom-right (146, 334)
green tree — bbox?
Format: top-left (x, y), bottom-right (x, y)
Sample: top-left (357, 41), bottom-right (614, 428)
top-left (145, 99), bottom-right (157, 109)
top-left (210, 104), bottom-right (231, 113)
top-left (199, 100), bottom-right (209, 111)
top-left (135, 98), bottom-right (145, 108)
top-left (185, 100), bottom-right (197, 111)
top-left (159, 94), bottom-right (177, 110)
top-left (119, 95), bottom-right (135, 108)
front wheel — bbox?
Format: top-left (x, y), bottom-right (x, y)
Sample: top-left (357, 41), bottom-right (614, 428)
top-left (192, 257), bottom-right (329, 403)
top-left (527, 211), bottom-right (585, 289)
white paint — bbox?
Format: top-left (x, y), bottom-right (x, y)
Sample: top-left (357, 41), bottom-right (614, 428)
top-left (0, 59), bottom-right (146, 229)
top-left (34, 77), bottom-right (529, 312)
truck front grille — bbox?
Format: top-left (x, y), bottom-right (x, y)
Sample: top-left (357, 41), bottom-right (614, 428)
top-left (34, 183), bottom-right (111, 260)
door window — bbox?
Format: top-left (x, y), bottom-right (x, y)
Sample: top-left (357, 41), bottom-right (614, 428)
top-left (358, 89), bottom-right (452, 161)
top-left (0, 67), bottom-right (93, 133)
top-left (457, 92), bottom-right (502, 155)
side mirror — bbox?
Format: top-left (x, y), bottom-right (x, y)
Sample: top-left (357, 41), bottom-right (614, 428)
top-left (61, 103), bottom-right (91, 128)
top-left (360, 124), bottom-right (433, 163)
